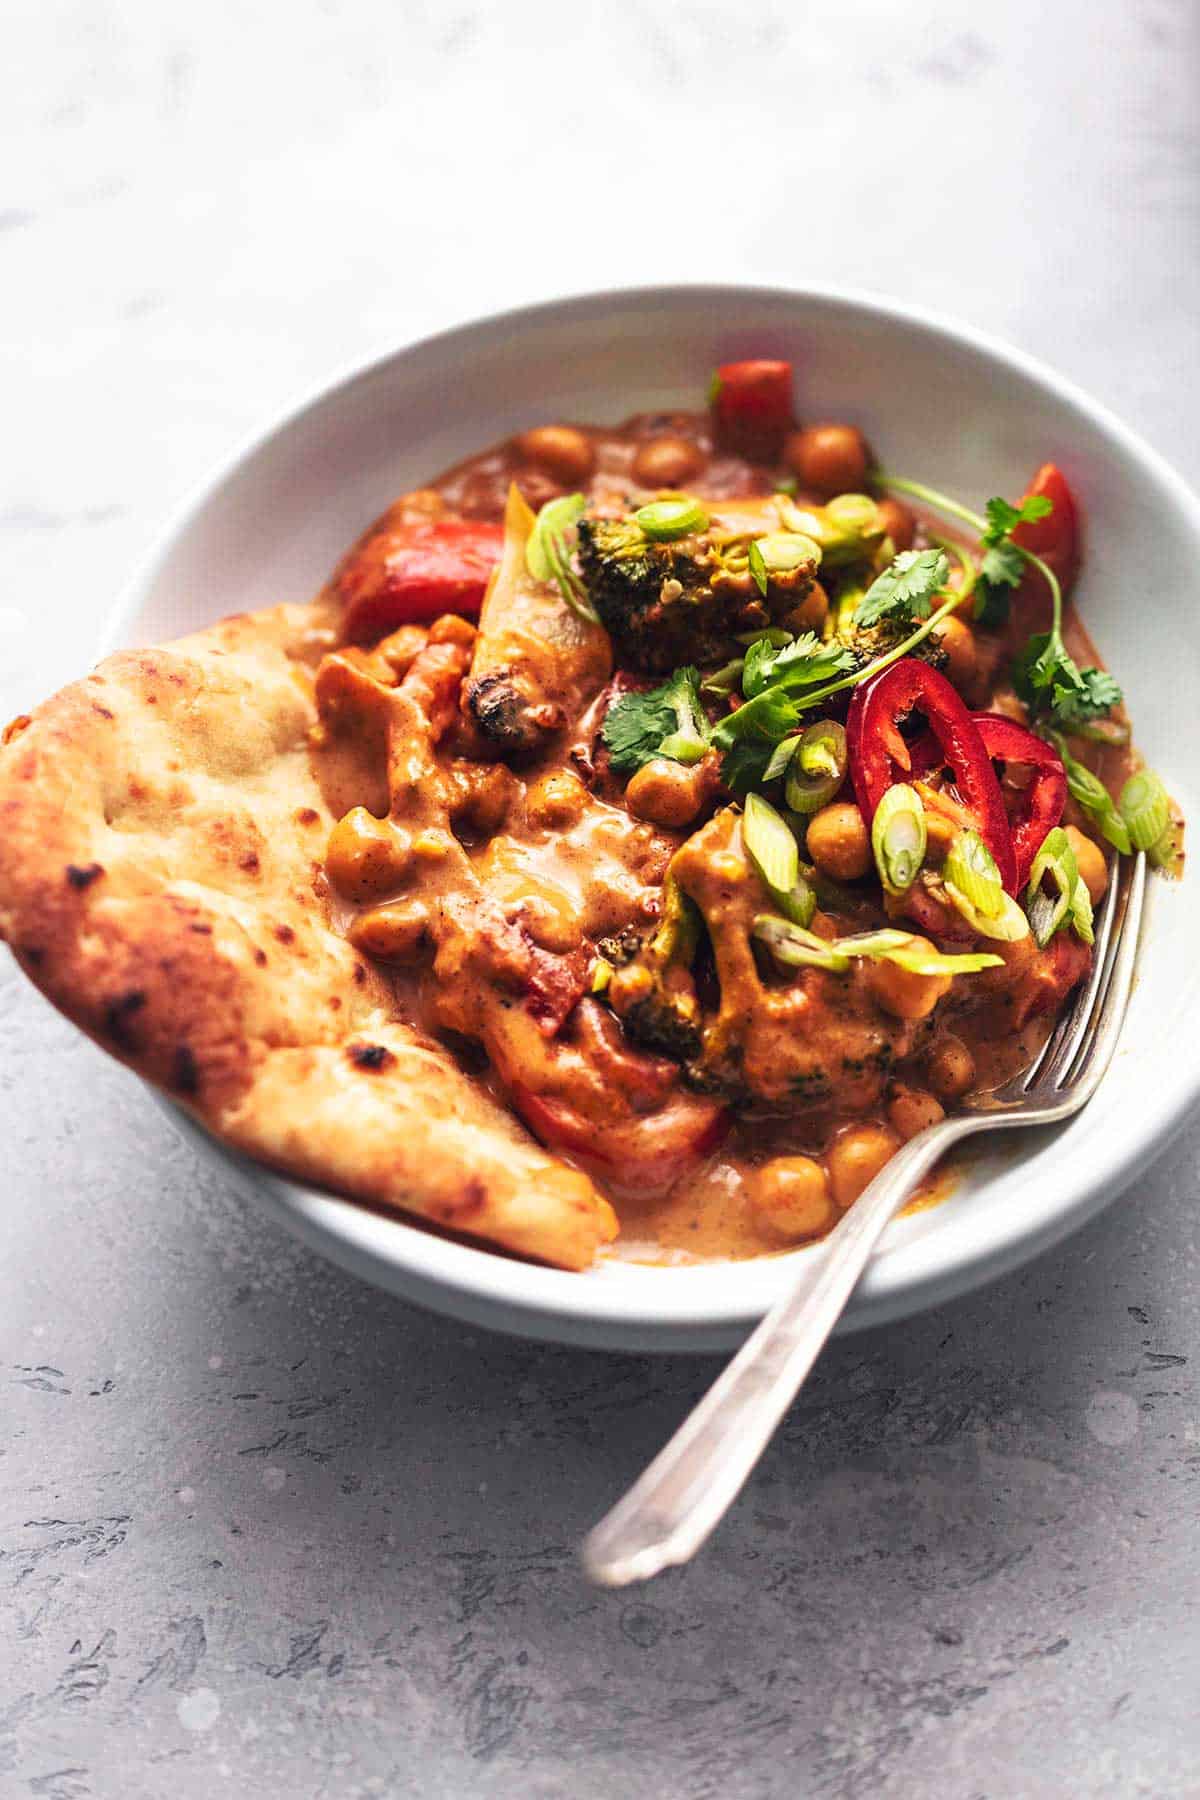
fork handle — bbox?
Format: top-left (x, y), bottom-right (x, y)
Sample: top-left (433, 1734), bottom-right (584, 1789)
top-left (582, 1116), bottom-right (976, 1587)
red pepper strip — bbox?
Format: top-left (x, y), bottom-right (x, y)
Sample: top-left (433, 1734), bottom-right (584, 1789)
top-left (1011, 462), bottom-right (1079, 596)
top-left (1010, 933), bottom-right (1092, 1028)
top-left (970, 713), bottom-right (1068, 891)
top-left (710, 359), bottom-right (794, 459)
top-left (335, 517), bottom-right (504, 641)
top-left (510, 1087), bottom-right (729, 1197)
top-left (847, 658), bottom-right (1018, 892)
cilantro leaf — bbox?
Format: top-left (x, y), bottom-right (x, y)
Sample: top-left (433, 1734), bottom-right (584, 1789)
top-left (972, 493), bottom-right (1054, 628)
top-left (1050, 667), bottom-right (1123, 730)
top-left (1013, 635), bottom-right (1123, 732)
top-left (719, 738), bottom-right (777, 796)
top-left (982, 493), bottom-right (1052, 544)
top-left (854, 548), bottom-right (949, 629)
top-left (742, 632), bottom-right (853, 698)
top-left (711, 686), bottom-right (801, 752)
top-left (601, 666), bottom-right (708, 773)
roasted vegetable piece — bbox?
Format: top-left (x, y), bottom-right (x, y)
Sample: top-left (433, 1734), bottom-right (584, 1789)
top-left (1010, 462), bottom-right (1080, 598)
top-left (464, 486), bottom-right (611, 756)
top-left (577, 512), bottom-right (816, 673)
top-left (710, 359), bottom-right (794, 458)
top-left (607, 877), bottom-right (705, 1061)
top-left (333, 513), bottom-right (503, 641)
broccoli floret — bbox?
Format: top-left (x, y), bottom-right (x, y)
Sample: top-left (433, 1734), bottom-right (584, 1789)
top-left (607, 878), bottom-right (705, 1062)
top-left (577, 516), bottom-right (813, 673)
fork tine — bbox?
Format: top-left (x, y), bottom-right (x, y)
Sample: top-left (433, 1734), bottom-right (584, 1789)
top-left (1020, 854), bottom-right (1124, 1093)
top-left (1055, 851), bottom-right (1146, 1094)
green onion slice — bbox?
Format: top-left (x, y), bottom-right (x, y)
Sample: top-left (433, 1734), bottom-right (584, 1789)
top-left (834, 929), bottom-right (1002, 976)
top-left (701, 658), bottom-right (746, 695)
top-left (942, 880), bottom-right (1030, 942)
top-left (748, 532), bottom-right (822, 598)
top-left (1069, 875), bottom-right (1095, 947)
top-left (824, 493), bottom-right (881, 532)
top-left (589, 957), bottom-right (613, 994)
top-left (526, 493), bottom-right (585, 581)
top-left (1054, 735), bottom-right (1132, 855)
top-left (735, 626), bottom-right (793, 648)
top-left (1119, 769), bottom-right (1170, 852)
top-left (762, 734), bottom-right (803, 783)
top-left (871, 783), bottom-right (927, 895)
top-left (656, 731), bottom-right (709, 766)
top-left (633, 495), bottom-right (709, 541)
top-left (744, 793), bottom-right (800, 897)
top-left (1148, 816), bottom-right (1184, 878)
top-left (943, 829), bottom-right (1005, 919)
top-left (1025, 826), bottom-right (1078, 947)
top-left (752, 913), bottom-right (848, 972)
top-left (785, 719), bottom-right (848, 815)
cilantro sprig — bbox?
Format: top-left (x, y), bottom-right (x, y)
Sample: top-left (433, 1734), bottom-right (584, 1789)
top-left (877, 472), bottom-right (1123, 736)
top-left (601, 667), bottom-right (710, 773)
top-left (853, 547), bottom-right (949, 629)
top-left (974, 493), bottom-right (1052, 628)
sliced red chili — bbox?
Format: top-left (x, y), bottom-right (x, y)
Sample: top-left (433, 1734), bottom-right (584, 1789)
top-left (847, 658), bottom-right (1017, 891)
top-left (335, 516), bottom-right (504, 641)
top-left (970, 713), bottom-right (1068, 891)
top-left (709, 359), bottom-right (794, 459)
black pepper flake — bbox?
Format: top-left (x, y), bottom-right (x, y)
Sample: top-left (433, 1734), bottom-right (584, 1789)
top-left (172, 1045), bottom-right (199, 1095)
top-left (105, 989), bottom-right (146, 1050)
top-left (66, 862), bottom-right (104, 890)
top-left (348, 1043), bottom-right (394, 1071)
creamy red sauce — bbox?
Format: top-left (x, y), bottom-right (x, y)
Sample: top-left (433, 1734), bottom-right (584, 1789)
top-left (310, 409), bottom-right (1143, 1266)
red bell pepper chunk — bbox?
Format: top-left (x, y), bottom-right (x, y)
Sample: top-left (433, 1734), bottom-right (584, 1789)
top-left (970, 713), bottom-right (1068, 891)
top-left (510, 1086), bottom-right (729, 1197)
top-left (847, 658), bottom-right (1018, 892)
top-left (334, 516), bottom-right (504, 642)
top-left (1011, 463), bottom-right (1080, 596)
top-left (710, 359), bottom-right (794, 459)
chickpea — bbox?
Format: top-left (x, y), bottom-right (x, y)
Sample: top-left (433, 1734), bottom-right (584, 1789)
top-left (877, 496), bottom-right (915, 552)
top-left (827, 1123), bottom-right (901, 1210)
top-left (1065, 825), bottom-right (1109, 904)
top-left (375, 623), bottom-right (430, 679)
top-left (519, 896), bottom-right (584, 955)
top-left (515, 425), bottom-right (596, 487)
top-left (632, 435), bottom-right (707, 489)
top-left (866, 949), bottom-right (953, 1022)
top-left (931, 613), bottom-right (977, 692)
top-left (751, 1156), bottom-right (837, 1243)
top-left (926, 1035), bottom-right (976, 1100)
top-left (784, 423), bottom-right (870, 500)
top-left (525, 767), bottom-right (589, 829)
top-left (427, 613), bottom-right (477, 650)
top-left (325, 808), bottom-right (413, 904)
top-left (624, 755), bottom-right (716, 830)
top-left (780, 579), bottom-right (829, 636)
top-left (888, 1085), bottom-right (946, 1140)
top-left (349, 899), bottom-right (432, 963)
top-left (446, 760), bottom-right (518, 837)
top-left (806, 801), bottom-right (871, 881)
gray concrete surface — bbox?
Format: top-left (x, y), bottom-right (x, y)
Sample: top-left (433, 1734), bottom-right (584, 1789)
top-left (2, 2), bottom-right (1198, 1794)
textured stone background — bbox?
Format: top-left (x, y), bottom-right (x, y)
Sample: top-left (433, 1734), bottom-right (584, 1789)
top-left (2, 2), bottom-right (1198, 1795)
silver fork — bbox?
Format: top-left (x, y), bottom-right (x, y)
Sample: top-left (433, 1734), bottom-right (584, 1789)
top-left (583, 853), bottom-right (1147, 1588)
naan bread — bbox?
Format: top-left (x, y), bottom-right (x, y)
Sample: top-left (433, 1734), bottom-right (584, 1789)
top-left (0, 602), bottom-right (616, 1270)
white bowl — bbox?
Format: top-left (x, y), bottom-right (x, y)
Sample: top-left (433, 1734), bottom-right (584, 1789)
top-left (104, 285), bottom-right (1200, 1352)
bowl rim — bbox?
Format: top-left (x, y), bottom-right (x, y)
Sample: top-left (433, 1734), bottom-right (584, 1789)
top-left (98, 281), bottom-right (1200, 1347)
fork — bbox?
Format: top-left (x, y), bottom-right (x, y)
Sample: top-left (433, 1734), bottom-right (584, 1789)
top-left (583, 852), bottom-right (1147, 1588)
